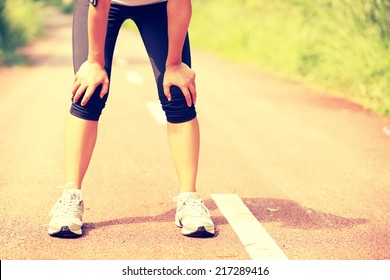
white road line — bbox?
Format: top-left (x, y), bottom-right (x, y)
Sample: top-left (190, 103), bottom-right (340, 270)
top-left (211, 194), bottom-right (289, 260)
top-left (126, 71), bottom-right (143, 85)
top-left (146, 101), bottom-right (166, 125)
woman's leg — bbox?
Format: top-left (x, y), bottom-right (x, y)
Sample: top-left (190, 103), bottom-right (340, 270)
top-left (134, 3), bottom-right (214, 237)
top-left (48, 1), bottom-right (124, 237)
top-left (167, 118), bottom-right (199, 193)
top-left (64, 115), bottom-right (98, 189)
top-left (66, 2), bottom-right (124, 189)
top-left (134, 4), bottom-right (198, 193)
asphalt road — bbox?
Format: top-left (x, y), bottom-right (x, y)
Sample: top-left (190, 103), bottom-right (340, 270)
top-left (1, 8), bottom-right (390, 260)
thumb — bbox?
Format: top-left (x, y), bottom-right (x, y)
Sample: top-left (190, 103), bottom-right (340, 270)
top-left (163, 84), bottom-right (172, 102)
top-left (100, 81), bottom-right (109, 99)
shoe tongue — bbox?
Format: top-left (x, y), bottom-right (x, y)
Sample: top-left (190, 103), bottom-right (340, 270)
top-left (180, 192), bottom-right (201, 201)
top-left (65, 189), bottom-right (82, 200)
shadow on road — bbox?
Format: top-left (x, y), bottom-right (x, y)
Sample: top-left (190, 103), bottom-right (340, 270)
top-left (242, 198), bottom-right (368, 229)
top-left (82, 198), bottom-right (368, 236)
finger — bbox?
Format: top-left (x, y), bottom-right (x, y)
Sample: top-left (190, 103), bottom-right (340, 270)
top-left (100, 80), bottom-right (109, 99)
top-left (81, 85), bottom-right (97, 106)
top-left (72, 80), bottom-right (81, 96)
top-left (188, 83), bottom-right (197, 105)
top-left (181, 87), bottom-right (193, 107)
top-left (73, 84), bottom-right (87, 103)
top-left (163, 84), bottom-right (172, 102)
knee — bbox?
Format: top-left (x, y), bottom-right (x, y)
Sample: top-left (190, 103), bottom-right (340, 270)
top-left (70, 85), bottom-right (108, 121)
top-left (161, 86), bottom-right (197, 123)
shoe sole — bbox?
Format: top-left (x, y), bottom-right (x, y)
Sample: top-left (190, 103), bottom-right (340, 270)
top-left (48, 226), bottom-right (82, 238)
top-left (176, 217), bottom-right (215, 238)
top-left (182, 226), bottom-right (215, 238)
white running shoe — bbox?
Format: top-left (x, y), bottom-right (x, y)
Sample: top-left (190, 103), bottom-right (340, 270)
top-left (173, 192), bottom-right (215, 237)
top-left (48, 186), bottom-right (84, 237)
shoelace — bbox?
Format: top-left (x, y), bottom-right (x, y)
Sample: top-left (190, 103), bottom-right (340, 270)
top-left (173, 195), bottom-right (211, 217)
top-left (52, 184), bottom-right (82, 218)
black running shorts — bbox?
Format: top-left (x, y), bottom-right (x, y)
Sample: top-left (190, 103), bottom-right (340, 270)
top-left (71, 0), bottom-right (196, 123)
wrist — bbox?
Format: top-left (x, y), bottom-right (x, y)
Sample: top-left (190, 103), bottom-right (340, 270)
top-left (87, 58), bottom-right (104, 68)
top-left (165, 61), bottom-right (183, 69)
top-left (165, 56), bottom-right (182, 67)
top-left (87, 53), bottom-right (104, 67)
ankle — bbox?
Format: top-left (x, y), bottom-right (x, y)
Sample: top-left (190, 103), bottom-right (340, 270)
top-left (64, 182), bottom-right (81, 190)
top-left (179, 186), bottom-right (196, 193)
top-left (63, 182), bottom-right (81, 190)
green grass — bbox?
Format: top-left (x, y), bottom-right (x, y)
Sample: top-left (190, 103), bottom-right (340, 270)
top-left (0, 0), bottom-right (73, 66)
top-left (190, 0), bottom-right (390, 115)
top-left (0, 0), bottom-right (45, 65)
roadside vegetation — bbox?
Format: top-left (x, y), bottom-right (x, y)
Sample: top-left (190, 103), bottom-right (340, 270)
top-left (0, 0), bottom-right (44, 65)
top-left (0, 0), bottom-right (73, 66)
top-left (190, 0), bottom-right (390, 115)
